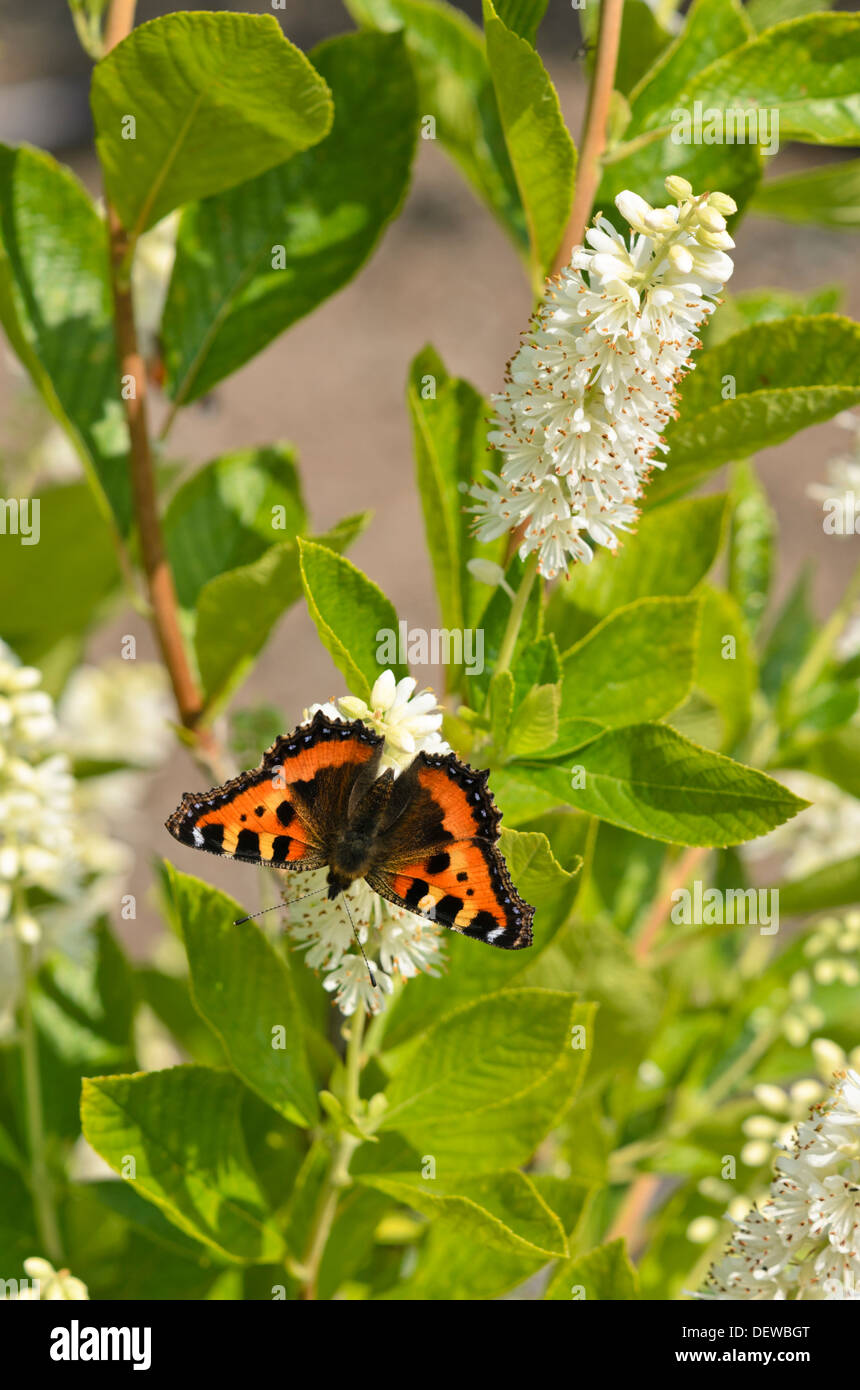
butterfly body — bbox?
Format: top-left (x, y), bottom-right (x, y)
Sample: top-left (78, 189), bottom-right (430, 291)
top-left (166, 710), bottom-right (533, 949)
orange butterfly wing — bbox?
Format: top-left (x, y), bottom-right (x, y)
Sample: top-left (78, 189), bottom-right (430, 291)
top-left (165, 711), bottom-right (382, 870)
top-left (367, 752), bottom-right (533, 949)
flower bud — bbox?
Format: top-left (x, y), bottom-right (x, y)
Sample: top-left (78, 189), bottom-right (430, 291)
top-left (812, 1037), bottom-right (846, 1076)
top-left (707, 191), bottom-right (738, 216)
top-left (615, 190), bottom-right (653, 231)
top-left (696, 227), bottom-right (735, 251)
top-left (644, 207), bottom-right (678, 233)
top-left (466, 558), bottom-right (506, 587)
top-left (665, 175), bottom-right (693, 200)
top-left (338, 696), bottom-right (368, 719)
top-left (15, 912), bottom-right (41, 945)
top-left (698, 205), bottom-right (727, 233)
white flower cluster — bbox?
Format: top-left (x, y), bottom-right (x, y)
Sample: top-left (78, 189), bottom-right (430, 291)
top-left (700, 1069), bottom-right (860, 1300)
top-left (58, 660), bottom-right (172, 768)
top-left (0, 642), bottom-right (129, 1030)
top-left (743, 772), bottom-right (860, 882)
top-left (471, 177), bottom-right (736, 578)
top-left (286, 872), bottom-right (445, 1016)
top-left (294, 670), bottom-right (449, 1014)
top-left (304, 669), bottom-right (450, 776)
top-left (807, 409), bottom-right (860, 514)
top-left (0, 641), bottom-right (80, 944)
top-left (1, 1257), bottom-right (88, 1300)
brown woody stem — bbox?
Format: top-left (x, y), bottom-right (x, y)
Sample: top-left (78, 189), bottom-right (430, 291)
top-left (552, 0), bottom-right (625, 275)
top-left (103, 0), bottom-right (220, 772)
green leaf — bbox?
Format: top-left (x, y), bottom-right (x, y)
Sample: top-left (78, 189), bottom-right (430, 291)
top-left (728, 460), bottom-right (774, 634)
top-left (298, 538), bottom-right (407, 701)
top-left (558, 597), bottom-right (699, 727)
top-left (373, 1220), bottom-right (526, 1299)
top-left (0, 482), bottom-right (119, 664)
top-left (165, 446), bottom-right (306, 610)
top-left (581, 0), bottom-right (673, 101)
top-left (706, 285), bottom-right (843, 347)
top-left (407, 346), bottom-right (498, 642)
top-left (381, 990), bottom-right (593, 1169)
top-left (761, 566), bottom-right (815, 702)
top-left (752, 157), bottom-right (860, 229)
top-left (319, 1091), bottom-right (375, 1142)
top-left (358, 1169), bottom-right (567, 1258)
top-left (626, 0), bottom-right (752, 137)
top-left (0, 144), bottom-right (130, 530)
top-left (499, 725), bottom-right (808, 844)
top-left (790, 725), bottom-right (860, 800)
top-left (778, 855), bottom-right (860, 916)
top-left (343, 0), bottom-right (527, 258)
top-left (747, 0), bottom-right (833, 30)
top-left (545, 1237), bottom-right (639, 1300)
top-left (483, 0), bottom-right (576, 283)
top-left (195, 513), bottom-right (368, 710)
top-left (471, 553), bottom-right (544, 701)
top-left (68, 0), bottom-right (110, 60)
top-left (376, 1172), bottom-right (592, 1300)
top-left (507, 683), bottom-right (561, 755)
top-left (493, 0), bottom-right (547, 44)
top-left (91, 12), bottom-right (332, 238)
top-left (682, 14), bottom-right (860, 146)
top-left (135, 967), bottom-right (224, 1068)
top-left (489, 669), bottom-right (515, 749)
top-left (164, 864), bottom-right (318, 1128)
top-left (380, 828), bottom-right (579, 1049)
top-left (536, 917), bottom-right (663, 1080)
top-left (547, 496), bottom-right (726, 649)
top-left (692, 587), bottom-right (755, 751)
top-left (87, 1178), bottom-right (220, 1264)
top-left (163, 30), bottom-right (417, 406)
top-left (596, 123), bottom-right (761, 235)
top-left (608, 1), bottom-right (675, 99)
top-left (650, 316), bottom-right (860, 502)
top-left (81, 1067), bottom-right (285, 1263)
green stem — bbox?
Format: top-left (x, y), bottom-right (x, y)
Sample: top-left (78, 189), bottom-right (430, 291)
top-left (786, 558), bottom-right (860, 711)
top-left (494, 552), bottom-right (539, 679)
top-left (298, 1007), bottom-right (366, 1300)
top-left (16, 923), bottom-right (63, 1265)
top-left (703, 1022), bottom-right (780, 1110)
top-left (609, 1023), bottom-right (780, 1181)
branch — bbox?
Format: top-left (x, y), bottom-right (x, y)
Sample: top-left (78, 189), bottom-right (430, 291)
top-left (552, 0), bottom-right (625, 274)
top-left (103, 0), bottom-right (222, 774)
top-left (633, 846), bottom-right (709, 963)
top-left (607, 1172), bottom-right (660, 1255)
top-left (103, 0), bottom-right (137, 53)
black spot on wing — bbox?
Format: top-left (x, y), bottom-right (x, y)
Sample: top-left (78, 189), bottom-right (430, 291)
top-left (276, 801), bottom-right (295, 827)
top-left (427, 851), bottom-right (450, 874)
top-left (201, 823), bottom-right (224, 850)
top-left (435, 894), bottom-right (463, 923)
top-left (404, 879), bottom-right (429, 910)
top-left (271, 835), bottom-right (291, 864)
top-left (236, 828), bottom-right (260, 857)
top-left (292, 778), bottom-right (317, 807)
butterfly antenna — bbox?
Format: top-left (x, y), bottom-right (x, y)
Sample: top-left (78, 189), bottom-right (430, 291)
top-left (233, 886), bottom-right (327, 926)
top-left (340, 893), bottom-right (377, 990)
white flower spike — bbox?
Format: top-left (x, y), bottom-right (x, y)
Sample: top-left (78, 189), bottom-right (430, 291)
top-left (698, 1069), bottom-right (860, 1300)
top-left (471, 179), bottom-right (735, 579)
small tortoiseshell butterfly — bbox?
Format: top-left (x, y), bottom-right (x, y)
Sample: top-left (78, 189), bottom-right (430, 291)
top-left (165, 709), bottom-right (533, 949)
